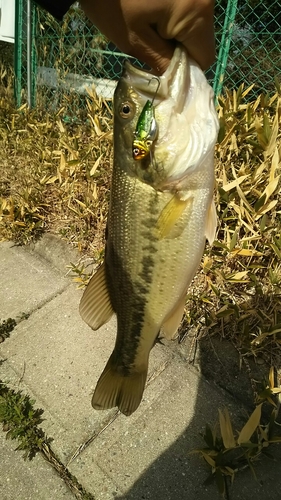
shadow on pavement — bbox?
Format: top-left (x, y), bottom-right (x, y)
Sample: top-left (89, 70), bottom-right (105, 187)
top-left (115, 291), bottom-right (281, 500)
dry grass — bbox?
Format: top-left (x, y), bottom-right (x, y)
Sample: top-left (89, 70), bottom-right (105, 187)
top-left (0, 77), bottom-right (112, 259)
top-left (0, 66), bottom-right (281, 367)
top-left (181, 84), bottom-right (281, 367)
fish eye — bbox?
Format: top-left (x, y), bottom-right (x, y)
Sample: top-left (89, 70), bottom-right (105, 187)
top-left (120, 101), bottom-right (134, 119)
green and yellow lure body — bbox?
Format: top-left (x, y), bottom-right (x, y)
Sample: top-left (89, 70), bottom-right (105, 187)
top-left (132, 100), bottom-right (158, 161)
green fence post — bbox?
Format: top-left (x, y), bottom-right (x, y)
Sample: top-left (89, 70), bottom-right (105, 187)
top-left (213, 0), bottom-right (239, 98)
top-left (26, 0), bottom-right (32, 107)
top-left (14, 0), bottom-right (23, 107)
top-left (26, 0), bottom-right (37, 107)
top-left (31, 3), bottom-right (37, 107)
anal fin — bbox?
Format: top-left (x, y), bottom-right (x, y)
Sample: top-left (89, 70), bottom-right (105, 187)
top-left (79, 263), bottom-right (114, 331)
top-left (161, 295), bottom-right (186, 340)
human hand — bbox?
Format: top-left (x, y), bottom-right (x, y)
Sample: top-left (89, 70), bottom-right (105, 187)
top-left (80, 0), bottom-right (215, 73)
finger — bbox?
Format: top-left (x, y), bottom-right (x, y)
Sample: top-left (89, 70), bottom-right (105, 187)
top-left (157, 1), bottom-right (216, 70)
top-left (124, 28), bottom-right (176, 75)
top-left (177, 24), bottom-right (215, 70)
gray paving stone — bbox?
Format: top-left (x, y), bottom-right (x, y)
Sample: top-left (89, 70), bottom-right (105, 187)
top-left (69, 461), bottom-right (122, 500)
top-left (28, 233), bottom-right (81, 274)
top-left (0, 285), bottom-right (173, 462)
top-left (1, 238), bottom-right (281, 500)
top-left (0, 432), bottom-right (73, 500)
top-left (0, 241), bottom-right (69, 320)
top-left (68, 359), bottom-right (281, 500)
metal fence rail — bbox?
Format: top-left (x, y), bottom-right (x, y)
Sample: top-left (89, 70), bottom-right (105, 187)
top-left (14, 0), bottom-right (281, 112)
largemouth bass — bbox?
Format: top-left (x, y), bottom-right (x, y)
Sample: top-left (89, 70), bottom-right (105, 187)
top-left (80, 45), bottom-right (219, 416)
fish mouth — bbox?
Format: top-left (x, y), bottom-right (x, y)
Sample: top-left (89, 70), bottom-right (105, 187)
top-left (123, 45), bottom-right (189, 112)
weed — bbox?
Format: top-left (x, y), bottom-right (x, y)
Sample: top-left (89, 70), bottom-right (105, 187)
top-left (66, 260), bottom-right (93, 288)
top-left (193, 369), bottom-right (281, 498)
top-left (0, 384), bottom-right (49, 459)
top-left (0, 382), bottom-right (95, 499)
top-left (0, 318), bottom-right (17, 342)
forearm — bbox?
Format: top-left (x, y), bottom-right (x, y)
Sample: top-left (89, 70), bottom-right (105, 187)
top-left (34, 0), bottom-right (215, 73)
top-left (80, 0), bottom-right (215, 72)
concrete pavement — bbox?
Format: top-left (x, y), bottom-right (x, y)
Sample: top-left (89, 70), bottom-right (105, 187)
top-left (0, 235), bottom-right (280, 500)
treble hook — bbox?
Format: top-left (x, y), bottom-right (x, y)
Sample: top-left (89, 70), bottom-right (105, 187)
top-left (148, 76), bottom-right (161, 105)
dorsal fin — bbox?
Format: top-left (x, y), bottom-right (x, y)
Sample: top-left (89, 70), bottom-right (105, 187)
top-left (79, 263), bottom-right (114, 331)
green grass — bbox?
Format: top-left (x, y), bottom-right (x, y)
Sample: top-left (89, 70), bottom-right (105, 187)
top-left (0, 382), bottom-right (95, 499)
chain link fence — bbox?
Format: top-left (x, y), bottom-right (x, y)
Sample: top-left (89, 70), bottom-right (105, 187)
top-left (11, 0), bottom-right (281, 114)
top-left (213, 0), bottom-right (281, 97)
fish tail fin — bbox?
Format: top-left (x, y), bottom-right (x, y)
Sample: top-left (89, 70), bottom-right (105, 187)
top-left (92, 354), bottom-right (148, 416)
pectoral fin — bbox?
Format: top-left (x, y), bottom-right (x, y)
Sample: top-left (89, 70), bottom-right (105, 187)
top-left (156, 195), bottom-right (192, 239)
top-left (79, 263), bottom-right (114, 330)
top-left (161, 295), bottom-right (186, 340)
top-left (205, 199), bottom-right (217, 245)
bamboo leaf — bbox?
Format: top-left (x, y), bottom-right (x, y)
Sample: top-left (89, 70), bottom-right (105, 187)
top-left (255, 117), bottom-right (268, 149)
top-left (227, 271), bottom-right (249, 282)
top-left (254, 193), bottom-right (266, 212)
top-left (203, 424), bottom-right (215, 448)
top-left (263, 114), bottom-right (272, 143)
top-left (46, 176), bottom-right (58, 184)
top-left (215, 469), bottom-right (225, 496)
top-left (269, 366), bottom-right (275, 389)
top-left (269, 436), bottom-right (281, 443)
top-left (60, 152), bottom-right (66, 172)
top-left (216, 307), bottom-right (235, 319)
top-left (90, 154), bottom-right (103, 176)
top-left (56, 119), bottom-right (65, 133)
top-left (255, 199), bottom-right (278, 219)
top-left (266, 112), bottom-right (279, 157)
top-left (231, 249), bottom-right (263, 257)
top-left (241, 84), bottom-right (255, 98)
top-left (219, 409), bottom-right (236, 449)
top-left (201, 451), bottom-right (216, 467)
top-left (270, 244), bottom-right (281, 259)
top-left (270, 148), bottom-right (279, 182)
top-left (222, 175), bottom-right (249, 192)
top-left (229, 230), bottom-right (238, 251)
top-left (238, 404), bottom-right (262, 445)
top-left (264, 177), bottom-right (280, 203)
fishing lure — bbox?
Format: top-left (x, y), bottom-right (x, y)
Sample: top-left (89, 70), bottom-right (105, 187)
top-left (132, 77), bottom-right (160, 161)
